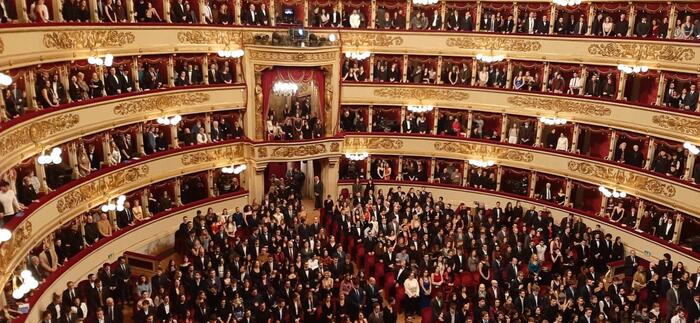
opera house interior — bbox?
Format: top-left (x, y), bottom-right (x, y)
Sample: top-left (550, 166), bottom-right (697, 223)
top-left (1, 0), bottom-right (700, 322)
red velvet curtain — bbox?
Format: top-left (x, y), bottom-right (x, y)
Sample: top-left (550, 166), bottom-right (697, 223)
top-left (595, 2), bottom-right (629, 14)
top-left (377, 0), bottom-right (404, 10)
top-left (572, 181), bottom-right (602, 215)
top-left (262, 67), bottom-right (326, 125)
top-left (518, 2), bottom-right (550, 13)
top-left (580, 125), bottom-right (611, 159)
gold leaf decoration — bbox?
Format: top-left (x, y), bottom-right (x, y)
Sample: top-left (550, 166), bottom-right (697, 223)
top-left (446, 36), bottom-right (541, 52)
top-left (588, 43), bottom-right (695, 62)
top-left (181, 145), bottom-right (243, 165)
top-left (342, 33), bottom-right (403, 47)
top-left (113, 93), bottom-right (210, 115)
top-left (567, 161), bottom-right (676, 198)
top-left (507, 96), bottom-right (612, 117)
top-left (248, 50), bottom-right (337, 62)
top-left (56, 165), bottom-right (150, 213)
top-left (651, 115), bottom-right (700, 136)
top-left (0, 114), bottom-right (79, 156)
top-left (330, 142), bottom-right (340, 152)
top-left (433, 142), bottom-right (534, 163)
top-left (177, 30), bottom-right (241, 45)
top-left (43, 30), bottom-right (135, 49)
top-left (373, 88), bottom-right (469, 102)
top-left (0, 220), bottom-right (33, 278)
top-left (345, 138), bottom-right (404, 150)
top-left (0, 37), bottom-right (4, 54)
top-left (271, 144), bottom-right (327, 158)
top-left (257, 147), bottom-right (268, 158)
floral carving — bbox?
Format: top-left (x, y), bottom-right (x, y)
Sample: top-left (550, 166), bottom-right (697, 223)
top-left (56, 165), bottom-right (150, 213)
top-left (0, 220), bottom-right (33, 280)
top-left (446, 36), bottom-right (541, 52)
top-left (271, 144), bottom-right (327, 158)
top-left (651, 115), bottom-right (700, 136)
top-left (434, 142), bottom-right (534, 163)
top-left (43, 31), bottom-right (135, 49)
top-left (113, 93), bottom-right (210, 115)
top-left (0, 114), bottom-right (79, 156)
top-left (345, 138), bottom-right (404, 150)
top-left (507, 96), bottom-right (612, 117)
top-left (567, 161), bottom-right (676, 198)
top-left (0, 37), bottom-right (4, 54)
top-left (373, 88), bottom-right (469, 102)
top-left (181, 145), bottom-right (243, 165)
top-left (257, 147), bottom-right (268, 158)
top-left (177, 30), bottom-right (241, 45)
top-left (249, 50), bottom-right (337, 62)
top-left (330, 142), bottom-right (340, 152)
top-left (588, 43), bottom-right (695, 62)
top-left (342, 33), bottom-right (403, 47)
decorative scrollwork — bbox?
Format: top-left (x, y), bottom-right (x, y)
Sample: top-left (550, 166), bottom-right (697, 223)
top-left (446, 36), bottom-right (542, 52)
top-left (507, 96), bottom-right (612, 117)
top-left (0, 37), bottom-right (4, 54)
top-left (113, 93), bottom-right (210, 115)
top-left (271, 144), bottom-right (327, 158)
top-left (56, 165), bottom-right (150, 213)
top-left (181, 145), bottom-right (243, 165)
top-left (43, 31), bottom-right (135, 49)
top-left (567, 161), bottom-right (676, 198)
top-left (248, 50), bottom-right (337, 62)
top-left (345, 138), bottom-right (404, 150)
top-left (373, 88), bottom-right (469, 102)
top-left (0, 220), bottom-right (33, 279)
top-left (0, 114), bottom-right (79, 156)
top-left (651, 115), bottom-right (700, 137)
top-left (330, 142), bottom-right (340, 152)
top-left (588, 43), bottom-right (695, 62)
top-left (177, 30), bottom-right (241, 45)
top-left (257, 147), bottom-right (268, 158)
top-left (342, 33), bottom-right (403, 47)
top-left (433, 142), bottom-right (534, 163)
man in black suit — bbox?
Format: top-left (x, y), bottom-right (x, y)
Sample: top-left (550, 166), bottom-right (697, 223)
top-left (571, 15), bottom-right (587, 35)
top-left (61, 281), bottom-right (80, 308)
top-left (104, 297), bottom-right (123, 323)
top-left (117, 66), bottom-right (132, 93)
top-left (537, 15), bottom-right (550, 34)
top-left (523, 12), bottom-right (538, 34)
top-left (624, 250), bottom-right (639, 277)
top-left (688, 292), bottom-right (700, 323)
top-left (114, 257), bottom-right (131, 302)
top-left (614, 13), bottom-right (629, 36)
top-left (170, 0), bottom-right (186, 23)
top-left (242, 3), bottom-right (258, 25)
top-left (540, 182), bottom-right (554, 202)
top-left (115, 201), bottom-right (134, 229)
top-left (313, 176), bottom-right (323, 210)
top-left (684, 84), bottom-right (698, 111)
top-left (105, 67), bottom-right (122, 95)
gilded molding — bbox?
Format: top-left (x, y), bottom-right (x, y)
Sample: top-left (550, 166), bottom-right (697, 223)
top-left (248, 50), bottom-right (337, 62)
top-left (113, 92), bottom-right (210, 115)
top-left (651, 115), bottom-right (700, 136)
top-left (345, 138), bottom-right (404, 150)
top-left (0, 220), bottom-right (32, 277)
top-left (434, 142), bottom-right (534, 163)
top-left (0, 114), bottom-right (79, 156)
top-left (177, 30), bottom-right (241, 45)
top-left (181, 145), bottom-right (243, 165)
top-left (271, 144), bottom-right (327, 158)
top-left (0, 37), bottom-right (4, 54)
top-left (56, 165), bottom-right (150, 213)
top-left (43, 31), bottom-right (135, 49)
top-left (567, 161), bottom-right (676, 198)
top-left (588, 43), bottom-right (695, 62)
top-left (257, 147), bottom-right (268, 158)
top-left (507, 96), bottom-right (612, 117)
top-left (330, 142), bottom-right (340, 152)
top-left (342, 33), bottom-right (403, 47)
top-left (373, 88), bottom-right (469, 101)
top-left (446, 36), bottom-right (541, 52)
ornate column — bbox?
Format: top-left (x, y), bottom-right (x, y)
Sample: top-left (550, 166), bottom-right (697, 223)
top-left (402, 55), bottom-right (409, 82)
top-left (528, 172), bottom-right (537, 198)
top-left (0, 92), bottom-right (7, 122)
top-left (101, 134), bottom-right (111, 166)
top-left (656, 72), bottom-right (666, 105)
top-left (321, 157), bottom-right (340, 200)
top-left (25, 72), bottom-right (37, 111)
top-left (135, 124), bottom-right (145, 156)
top-left (270, 0), bottom-right (276, 26)
top-left (534, 119), bottom-right (544, 147)
top-left (366, 156), bottom-right (372, 180)
top-left (635, 200), bottom-right (645, 229)
top-left (495, 165), bottom-right (503, 191)
top-left (586, 4), bottom-right (595, 35)
top-left (505, 59), bottom-right (513, 89)
top-left (672, 214), bottom-right (683, 244)
top-left (207, 169), bottom-right (215, 197)
top-left (34, 158), bottom-right (49, 193)
top-left (580, 67), bottom-right (588, 91)
top-left (89, 0), bottom-right (99, 21)
top-left (432, 107), bottom-right (439, 135)
top-left (202, 55), bottom-right (210, 85)
top-left (169, 124), bottom-right (179, 148)
top-left (599, 196), bottom-right (608, 217)
top-left (645, 138), bottom-right (656, 170)
top-left (247, 162), bottom-right (267, 202)
top-left (204, 113), bottom-right (212, 136)
top-left (235, 58), bottom-right (243, 84)
top-left (429, 157), bottom-right (436, 183)
top-left (667, 4), bottom-right (677, 38)
top-left (397, 156), bottom-right (403, 180)
top-left (683, 153), bottom-right (696, 181)
top-left (564, 178), bottom-right (572, 206)
top-left (400, 106), bottom-right (406, 132)
top-left (140, 190), bottom-right (150, 217)
top-left (167, 56), bottom-right (175, 87)
top-left (68, 142), bottom-right (79, 180)
top-left (235, 0), bottom-right (242, 25)
top-left (369, 54), bottom-right (375, 82)
top-left (474, 1), bottom-right (481, 31)
top-left (627, 5), bottom-right (636, 37)
top-left (15, 0), bottom-right (28, 22)
top-left (125, 0), bottom-right (134, 22)
top-left (405, 2), bottom-right (411, 29)
top-left (174, 177), bottom-right (182, 206)
top-left (616, 72), bottom-right (627, 100)
top-left (549, 5), bottom-right (556, 34)
top-left (163, 0), bottom-right (172, 22)
top-left (302, 0), bottom-right (308, 27)
top-left (512, 3), bottom-right (518, 33)
top-left (370, 0), bottom-right (376, 28)
top-left (571, 123), bottom-right (580, 153)
top-left (470, 60), bottom-right (478, 86)
top-left (368, 105), bottom-right (374, 131)
top-left (52, 0), bottom-right (62, 21)
top-left (541, 62), bottom-right (550, 93)
top-left (462, 162), bottom-right (469, 186)
top-left (436, 56), bottom-right (443, 84)
top-left (466, 111), bottom-right (473, 138)
top-left (131, 57), bottom-right (141, 91)
top-left (500, 114), bottom-right (507, 143)
top-left (607, 130), bottom-right (617, 160)
top-left (439, 0), bottom-right (446, 30)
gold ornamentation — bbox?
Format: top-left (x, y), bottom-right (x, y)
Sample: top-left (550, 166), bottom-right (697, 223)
top-left (373, 88), bottom-right (469, 102)
top-left (345, 138), bottom-right (404, 150)
top-left (567, 161), bottom-right (676, 198)
top-left (43, 31), bottom-right (135, 49)
top-left (433, 142), bottom-right (534, 163)
top-left (0, 37), bottom-right (4, 54)
top-left (271, 144), bottom-right (327, 158)
top-left (446, 36), bottom-right (541, 52)
top-left (0, 220), bottom-right (33, 278)
top-left (113, 93), bottom-right (210, 115)
top-left (342, 33), bottom-right (403, 47)
top-left (181, 145), bottom-right (243, 165)
top-left (330, 142), bottom-right (340, 152)
top-left (0, 114), bottom-right (79, 156)
top-left (257, 147), bottom-right (268, 158)
top-left (249, 50), bottom-right (337, 62)
top-left (177, 30), bottom-right (241, 45)
top-left (56, 165), bottom-right (150, 213)
top-left (507, 96), bottom-right (612, 117)
top-left (588, 43), bottom-right (695, 62)
top-left (651, 115), bottom-right (700, 136)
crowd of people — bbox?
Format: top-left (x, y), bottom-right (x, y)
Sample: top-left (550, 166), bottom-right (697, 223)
top-left (265, 98), bottom-right (323, 141)
top-left (16, 181), bottom-right (700, 323)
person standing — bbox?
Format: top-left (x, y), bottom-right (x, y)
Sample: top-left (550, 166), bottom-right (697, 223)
top-left (313, 176), bottom-right (323, 210)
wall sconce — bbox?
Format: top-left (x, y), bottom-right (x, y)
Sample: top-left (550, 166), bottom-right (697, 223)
top-left (0, 72), bottom-right (12, 86)
top-left (88, 54), bottom-right (114, 67)
top-left (683, 142), bottom-right (699, 155)
top-left (598, 186), bottom-right (627, 198)
top-left (222, 164), bottom-right (247, 174)
top-left (407, 105), bottom-right (433, 113)
top-left (539, 117), bottom-right (567, 125)
top-left (345, 152), bottom-right (369, 161)
top-left (101, 195), bottom-right (127, 213)
top-left (156, 115), bottom-right (182, 126)
top-left (12, 270), bottom-right (39, 299)
top-left (468, 159), bottom-right (496, 168)
top-left (37, 147), bottom-right (63, 165)
top-left (0, 228), bottom-right (11, 242)
top-left (344, 51), bottom-right (371, 60)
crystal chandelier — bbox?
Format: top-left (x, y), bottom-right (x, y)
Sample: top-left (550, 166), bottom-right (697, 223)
top-left (0, 72), bottom-right (12, 86)
top-left (87, 54), bottom-right (114, 67)
top-left (345, 152), bottom-right (369, 161)
top-left (468, 159), bottom-right (495, 168)
top-left (12, 270), bottom-right (39, 300)
top-left (272, 81), bottom-right (299, 96)
top-left (476, 53), bottom-right (505, 63)
top-left (617, 64), bottom-right (648, 74)
top-left (598, 186), bottom-right (627, 198)
top-left (412, 0), bottom-right (439, 5)
top-left (217, 49), bottom-right (244, 58)
top-left (539, 117), bottom-right (567, 125)
top-left (37, 147), bottom-right (63, 165)
top-left (0, 228), bottom-right (11, 242)
top-left (552, 0), bottom-right (581, 6)
top-left (344, 51), bottom-right (371, 60)
top-left (222, 164), bottom-right (247, 174)
top-left (684, 142), bottom-right (699, 155)
top-left (407, 105), bottom-right (433, 113)
top-left (156, 115), bottom-right (182, 126)
top-left (101, 195), bottom-right (127, 212)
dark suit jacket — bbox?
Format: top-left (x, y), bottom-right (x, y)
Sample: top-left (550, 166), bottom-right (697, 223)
top-left (104, 74), bottom-right (121, 95)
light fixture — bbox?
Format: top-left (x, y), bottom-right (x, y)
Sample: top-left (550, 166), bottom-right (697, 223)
top-left (617, 64), bottom-right (648, 74)
top-left (552, 0), bottom-right (582, 6)
top-left (0, 72), bottom-right (13, 86)
top-left (12, 270), bottom-right (38, 299)
top-left (476, 53), bottom-right (505, 63)
top-left (101, 195), bottom-right (127, 213)
top-left (272, 81), bottom-right (299, 96)
top-left (328, 34), bottom-right (337, 42)
top-left (598, 186), bottom-right (627, 198)
top-left (539, 117), bottom-right (567, 125)
top-left (412, 0), bottom-right (438, 5)
top-left (0, 228), bottom-right (11, 242)
top-left (344, 51), bottom-right (371, 60)
top-left (683, 142), bottom-right (699, 155)
top-left (407, 105), bottom-right (433, 113)
top-left (217, 49), bottom-right (244, 58)
top-left (345, 152), bottom-right (369, 161)
top-left (87, 54), bottom-right (114, 67)
top-left (37, 147), bottom-right (63, 165)
top-left (221, 164), bottom-right (247, 174)
top-left (156, 115), bottom-right (182, 126)
top-left (468, 159), bottom-right (495, 168)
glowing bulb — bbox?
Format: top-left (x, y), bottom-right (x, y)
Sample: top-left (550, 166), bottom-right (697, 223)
top-left (101, 205), bottom-right (110, 212)
top-left (0, 228), bottom-right (12, 242)
top-left (12, 289), bottom-right (24, 299)
top-left (26, 278), bottom-right (38, 289)
top-left (51, 155), bottom-right (62, 165)
top-left (104, 54), bottom-right (113, 67)
top-left (328, 34), bottom-right (337, 42)
top-left (20, 270), bottom-right (32, 279)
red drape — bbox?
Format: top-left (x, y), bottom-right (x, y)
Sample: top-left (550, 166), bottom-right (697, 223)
top-left (262, 67), bottom-right (326, 125)
top-left (580, 126), bottom-right (611, 159)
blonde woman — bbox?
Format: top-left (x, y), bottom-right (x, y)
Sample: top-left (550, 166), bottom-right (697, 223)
top-left (132, 199), bottom-right (145, 221)
top-left (108, 141), bottom-right (121, 165)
